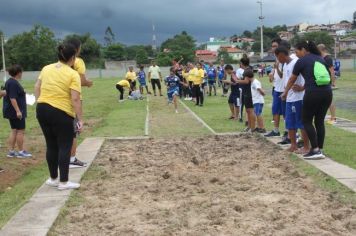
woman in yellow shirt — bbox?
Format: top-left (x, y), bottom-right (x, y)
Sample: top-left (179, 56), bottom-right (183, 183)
top-left (125, 66), bottom-right (137, 95)
top-left (116, 78), bottom-right (132, 102)
top-left (193, 62), bottom-right (205, 106)
top-left (34, 43), bottom-right (83, 190)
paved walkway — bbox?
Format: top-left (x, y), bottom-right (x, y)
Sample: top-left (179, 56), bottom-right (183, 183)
top-left (0, 138), bottom-right (105, 236)
top-left (326, 115), bottom-right (356, 134)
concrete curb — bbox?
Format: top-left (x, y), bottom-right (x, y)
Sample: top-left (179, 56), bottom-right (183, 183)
top-left (0, 137), bottom-right (105, 236)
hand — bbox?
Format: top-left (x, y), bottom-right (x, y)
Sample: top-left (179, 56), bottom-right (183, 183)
top-left (76, 120), bottom-right (84, 133)
top-left (16, 111), bottom-right (23, 120)
top-left (292, 84), bottom-right (304, 92)
top-left (86, 79), bottom-right (93, 88)
top-left (269, 73), bottom-right (274, 83)
top-left (280, 92), bottom-right (287, 101)
top-left (0, 90), bottom-right (6, 98)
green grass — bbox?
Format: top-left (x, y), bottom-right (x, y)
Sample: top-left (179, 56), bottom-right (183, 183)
top-left (0, 77), bottom-right (147, 228)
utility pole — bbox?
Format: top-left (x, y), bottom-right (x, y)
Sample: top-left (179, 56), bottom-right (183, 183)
top-left (1, 34), bottom-right (6, 82)
top-left (152, 21), bottom-right (157, 53)
top-left (257, 1), bottom-right (264, 60)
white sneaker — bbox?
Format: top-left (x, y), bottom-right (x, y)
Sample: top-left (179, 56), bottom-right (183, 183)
top-left (175, 110), bottom-right (179, 114)
top-left (119, 99), bottom-right (125, 103)
top-left (58, 181), bottom-right (80, 190)
top-left (45, 178), bottom-right (59, 187)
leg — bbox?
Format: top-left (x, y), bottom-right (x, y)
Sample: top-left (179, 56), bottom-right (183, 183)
top-left (314, 91), bottom-right (333, 149)
top-left (157, 80), bottom-right (162, 96)
top-left (229, 103), bottom-right (235, 118)
top-left (213, 84), bottom-right (217, 95)
top-left (70, 138), bottom-right (77, 158)
top-left (288, 129), bottom-right (297, 152)
top-left (302, 95), bottom-right (318, 150)
top-left (8, 129), bottom-right (17, 151)
top-left (301, 129), bottom-right (310, 153)
top-left (173, 95), bottom-right (178, 111)
top-left (247, 108), bottom-right (256, 130)
top-left (200, 85), bottom-right (204, 105)
top-left (257, 115), bottom-right (265, 129)
top-left (16, 129), bottom-right (25, 151)
top-left (152, 80), bottom-right (157, 95)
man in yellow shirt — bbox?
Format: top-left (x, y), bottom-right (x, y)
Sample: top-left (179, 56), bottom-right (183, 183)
top-left (125, 66), bottom-right (137, 95)
top-left (116, 78), bottom-right (132, 102)
top-left (67, 38), bottom-right (93, 168)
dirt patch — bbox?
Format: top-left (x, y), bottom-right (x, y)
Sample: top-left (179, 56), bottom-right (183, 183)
top-left (51, 135), bottom-right (356, 235)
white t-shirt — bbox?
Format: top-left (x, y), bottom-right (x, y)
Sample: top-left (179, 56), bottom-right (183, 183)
top-left (251, 79), bottom-right (264, 104)
top-left (235, 68), bottom-right (244, 79)
top-left (148, 66), bottom-right (161, 79)
top-left (273, 63), bottom-right (285, 92)
top-left (284, 58), bottom-right (305, 102)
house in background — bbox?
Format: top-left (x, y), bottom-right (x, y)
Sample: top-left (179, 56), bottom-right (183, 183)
top-left (195, 50), bottom-right (217, 63)
top-left (219, 46), bottom-right (245, 61)
top-left (339, 36), bottom-right (356, 52)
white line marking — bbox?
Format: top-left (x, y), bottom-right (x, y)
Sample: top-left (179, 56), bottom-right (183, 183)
top-left (145, 96), bottom-right (150, 136)
top-left (179, 100), bottom-right (217, 135)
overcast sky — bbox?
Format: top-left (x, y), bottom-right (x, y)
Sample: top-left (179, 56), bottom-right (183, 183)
top-left (0, 0), bottom-right (355, 45)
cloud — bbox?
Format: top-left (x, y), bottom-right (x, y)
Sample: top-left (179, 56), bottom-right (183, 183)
top-left (0, 0), bottom-right (354, 45)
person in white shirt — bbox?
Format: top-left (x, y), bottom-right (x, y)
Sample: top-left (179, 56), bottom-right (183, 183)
top-left (275, 46), bottom-right (310, 153)
top-left (251, 77), bottom-right (266, 133)
top-left (148, 60), bottom-right (163, 96)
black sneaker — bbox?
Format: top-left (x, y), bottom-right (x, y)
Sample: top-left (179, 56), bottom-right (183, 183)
top-left (282, 131), bottom-right (288, 138)
top-left (239, 119), bottom-right (243, 123)
top-left (264, 130), bottom-right (280, 137)
top-left (278, 137), bottom-right (291, 145)
top-left (257, 128), bottom-right (267, 134)
top-left (69, 158), bottom-right (87, 169)
top-left (297, 140), bottom-right (304, 149)
top-left (303, 150), bottom-right (325, 160)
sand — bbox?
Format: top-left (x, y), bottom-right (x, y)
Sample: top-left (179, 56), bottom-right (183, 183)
top-left (51, 134), bottom-right (356, 236)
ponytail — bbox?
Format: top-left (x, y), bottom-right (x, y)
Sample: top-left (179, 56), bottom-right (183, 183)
top-left (294, 40), bottom-right (321, 56)
top-left (57, 43), bottom-right (77, 63)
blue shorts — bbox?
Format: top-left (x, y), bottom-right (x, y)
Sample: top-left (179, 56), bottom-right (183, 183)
top-left (139, 80), bottom-right (146, 87)
top-left (272, 91), bottom-right (286, 116)
top-left (254, 103), bottom-right (264, 116)
top-left (285, 100), bottom-right (304, 130)
top-left (228, 93), bottom-right (241, 107)
top-left (167, 88), bottom-right (179, 101)
top-left (208, 79), bottom-right (215, 85)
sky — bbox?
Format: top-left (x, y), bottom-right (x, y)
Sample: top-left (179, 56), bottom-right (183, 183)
top-left (0, 0), bottom-right (355, 45)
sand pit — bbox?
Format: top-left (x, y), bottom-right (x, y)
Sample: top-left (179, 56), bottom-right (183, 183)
top-left (51, 135), bottom-right (356, 235)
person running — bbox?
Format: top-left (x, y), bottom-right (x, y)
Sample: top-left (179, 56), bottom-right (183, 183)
top-left (207, 62), bottom-right (217, 96)
top-left (35, 43), bottom-right (83, 190)
top-left (282, 40), bottom-right (332, 159)
top-left (137, 65), bottom-right (151, 95)
top-left (223, 64), bottom-right (240, 120)
top-left (125, 66), bottom-right (137, 95)
top-left (67, 38), bottom-right (92, 169)
top-left (165, 67), bottom-right (185, 113)
top-left (3, 65), bottom-right (32, 158)
top-left (116, 78), bottom-right (132, 102)
top-left (251, 76), bottom-right (266, 133)
top-left (192, 63), bottom-right (204, 106)
top-left (148, 60), bottom-right (163, 96)
top-left (318, 44), bottom-right (337, 125)
top-left (276, 46), bottom-right (309, 153)
top-left (236, 58), bottom-right (256, 132)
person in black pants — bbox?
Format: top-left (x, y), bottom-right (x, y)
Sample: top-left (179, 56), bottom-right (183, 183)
top-left (282, 40), bottom-right (332, 160)
top-left (34, 43), bottom-right (83, 190)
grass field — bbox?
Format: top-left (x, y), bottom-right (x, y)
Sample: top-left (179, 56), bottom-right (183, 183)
top-left (1, 70), bottom-right (356, 229)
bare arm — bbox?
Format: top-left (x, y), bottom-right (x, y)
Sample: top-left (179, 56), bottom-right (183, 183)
top-left (329, 66), bottom-right (336, 87)
top-left (275, 62), bottom-right (283, 78)
top-left (159, 72), bottom-right (162, 81)
top-left (71, 90), bottom-right (83, 131)
top-left (148, 72), bottom-right (151, 82)
top-left (10, 98), bottom-right (22, 119)
top-left (258, 88), bottom-right (265, 96)
top-left (34, 79), bottom-right (41, 100)
top-left (0, 90), bottom-right (6, 98)
top-left (281, 74), bottom-right (298, 100)
top-left (80, 74), bottom-right (93, 87)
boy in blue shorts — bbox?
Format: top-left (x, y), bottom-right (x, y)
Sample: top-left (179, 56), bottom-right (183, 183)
top-left (165, 67), bottom-right (185, 113)
top-left (137, 65), bottom-right (151, 95)
top-left (207, 62), bottom-right (217, 96)
top-left (251, 77), bottom-right (266, 133)
top-left (275, 46), bottom-right (309, 153)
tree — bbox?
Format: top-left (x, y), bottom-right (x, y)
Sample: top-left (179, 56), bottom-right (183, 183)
top-left (217, 49), bottom-right (235, 64)
top-left (103, 43), bottom-right (126, 60)
top-left (291, 32), bottom-right (334, 51)
top-left (242, 30), bottom-right (252, 38)
top-left (241, 42), bottom-right (250, 51)
top-left (5, 25), bottom-right (57, 70)
top-left (157, 31), bottom-right (196, 66)
top-left (136, 49), bottom-right (149, 65)
top-left (104, 26), bottom-right (115, 46)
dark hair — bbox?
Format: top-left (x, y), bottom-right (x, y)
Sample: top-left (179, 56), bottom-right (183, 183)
top-left (280, 40), bottom-right (291, 50)
top-left (240, 57), bottom-right (250, 67)
top-left (295, 40), bottom-right (321, 56)
top-left (244, 69), bottom-right (254, 78)
top-left (170, 67), bottom-right (175, 72)
top-left (57, 43), bottom-right (77, 63)
top-left (271, 38), bottom-right (282, 45)
top-left (66, 38), bottom-right (81, 51)
top-left (8, 65), bottom-right (23, 77)
top-left (140, 65), bottom-right (144, 70)
top-left (274, 46), bottom-right (289, 56)
top-left (224, 64), bottom-right (233, 71)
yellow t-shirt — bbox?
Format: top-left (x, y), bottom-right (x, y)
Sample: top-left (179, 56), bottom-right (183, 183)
top-left (125, 71), bottom-right (137, 82)
top-left (37, 62), bottom-right (81, 118)
top-left (73, 57), bottom-right (86, 75)
top-left (192, 68), bottom-right (204, 85)
top-left (117, 80), bottom-right (130, 88)
top-left (188, 68), bottom-right (197, 82)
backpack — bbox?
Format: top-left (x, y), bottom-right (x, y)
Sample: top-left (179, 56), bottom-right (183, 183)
top-left (313, 61), bottom-right (330, 86)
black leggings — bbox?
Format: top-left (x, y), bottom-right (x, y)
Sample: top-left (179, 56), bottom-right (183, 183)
top-left (193, 84), bottom-right (204, 105)
top-left (151, 79), bottom-right (161, 92)
top-left (116, 84), bottom-right (124, 100)
top-left (36, 103), bottom-right (74, 182)
top-left (302, 89), bottom-right (333, 149)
